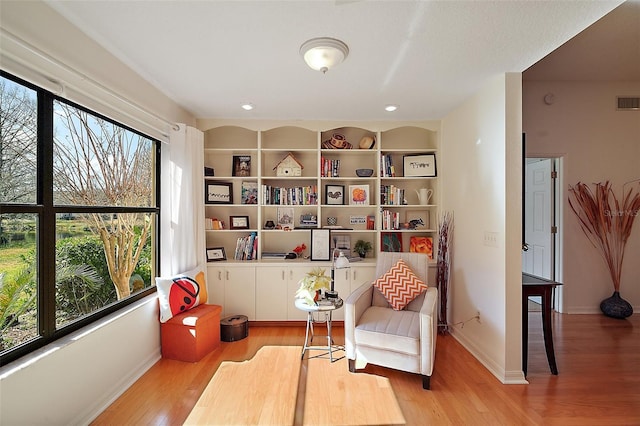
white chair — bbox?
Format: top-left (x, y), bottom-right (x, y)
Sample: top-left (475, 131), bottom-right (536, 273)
top-left (344, 252), bottom-right (438, 389)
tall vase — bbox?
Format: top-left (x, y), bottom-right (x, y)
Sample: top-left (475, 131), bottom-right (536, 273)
top-left (600, 291), bottom-right (633, 319)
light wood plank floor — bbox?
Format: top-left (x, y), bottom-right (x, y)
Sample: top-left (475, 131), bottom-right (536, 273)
top-left (91, 312), bottom-right (640, 425)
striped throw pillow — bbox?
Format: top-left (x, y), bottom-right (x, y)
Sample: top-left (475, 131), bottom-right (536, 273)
top-left (373, 259), bottom-right (427, 310)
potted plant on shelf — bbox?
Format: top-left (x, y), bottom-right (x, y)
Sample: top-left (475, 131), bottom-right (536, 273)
top-left (296, 268), bottom-right (331, 305)
top-left (353, 240), bottom-right (373, 258)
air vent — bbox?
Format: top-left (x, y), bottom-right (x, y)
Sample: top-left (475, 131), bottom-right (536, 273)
top-left (617, 96), bottom-right (640, 110)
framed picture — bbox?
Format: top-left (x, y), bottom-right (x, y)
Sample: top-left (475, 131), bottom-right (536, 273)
top-left (348, 184), bottom-right (370, 205)
top-left (311, 228), bottom-right (331, 261)
top-left (403, 154), bottom-right (437, 177)
top-left (381, 232), bottom-right (403, 252)
top-left (241, 181), bottom-right (258, 204)
top-left (205, 181), bottom-right (233, 204)
top-left (206, 247), bottom-right (227, 262)
top-left (232, 155), bottom-right (251, 177)
top-left (277, 207), bottom-right (295, 229)
top-left (230, 215), bottom-right (249, 229)
top-left (325, 184), bottom-right (345, 205)
top-left (410, 236), bottom-right (434, 259)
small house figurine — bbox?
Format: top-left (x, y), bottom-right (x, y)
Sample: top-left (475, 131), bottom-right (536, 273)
top-left (274, 152), bottom-right (303, 177)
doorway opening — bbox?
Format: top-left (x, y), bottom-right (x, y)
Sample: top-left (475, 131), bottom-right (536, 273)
top-left (523, 156), bottom-right (564, 312)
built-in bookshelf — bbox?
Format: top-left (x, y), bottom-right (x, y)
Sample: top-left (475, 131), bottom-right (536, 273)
top-left (202, 124), bottom-right (439, 264)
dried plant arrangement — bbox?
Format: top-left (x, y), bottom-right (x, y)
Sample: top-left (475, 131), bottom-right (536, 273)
top-left (436, 211), bottom-right (454, 334)
top-left (568, 180), bottom-right (640, 318)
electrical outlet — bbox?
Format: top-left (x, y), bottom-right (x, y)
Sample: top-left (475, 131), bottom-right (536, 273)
top-left (483, 231), bottom-right (498, 247)
top-left (476, 311), bottom-right (481, 324)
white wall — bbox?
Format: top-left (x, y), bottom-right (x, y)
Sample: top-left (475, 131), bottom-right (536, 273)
top-left (0, 296), bottom-right (161, 425)
top-left (441, 73), bottom-right (525, 383)
top-left (523, 80), bottom-right (640, 313)
top-left (0, 2), bottom-right (193, 424)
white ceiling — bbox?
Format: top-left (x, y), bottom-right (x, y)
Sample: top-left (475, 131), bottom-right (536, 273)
top-left (45, 0), bottom-right (636, 122)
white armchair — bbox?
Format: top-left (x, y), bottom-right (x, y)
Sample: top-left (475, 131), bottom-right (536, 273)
top-left (344, 252), bottom-right (438, 389)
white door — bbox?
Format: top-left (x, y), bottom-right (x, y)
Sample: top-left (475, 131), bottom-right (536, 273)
top-left (523, 158), bottom-right (554, 279)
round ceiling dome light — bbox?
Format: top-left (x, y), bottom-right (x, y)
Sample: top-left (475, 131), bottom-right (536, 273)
top-left (384, 105), bottom-right (398, 112)
top-left (241, 103), bottom-right (254, 111)
top-left (300, 37), bottom-right (349, 74)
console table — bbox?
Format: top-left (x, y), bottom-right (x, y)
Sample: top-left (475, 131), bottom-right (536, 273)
top-left (522, 272), bottom-right (562, 376)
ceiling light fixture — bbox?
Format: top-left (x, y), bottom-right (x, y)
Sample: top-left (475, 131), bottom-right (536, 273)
top-left (385, 105), bottom-right (398, 112)
top-left (300, 37), bottom-right (349, 74)
top-left (241, 103), bottom-right (254, 111)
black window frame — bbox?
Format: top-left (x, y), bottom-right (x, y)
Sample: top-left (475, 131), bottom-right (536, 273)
top-left (0, 71), bottom-right (161, 366)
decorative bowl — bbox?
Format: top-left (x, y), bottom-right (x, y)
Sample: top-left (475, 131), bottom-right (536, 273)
top-left (356, 169), bottom-right (374, 177)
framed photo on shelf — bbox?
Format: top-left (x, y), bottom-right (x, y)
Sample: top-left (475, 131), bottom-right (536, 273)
top-left (277, 207), bottom-right (295, 229)
top-left (311, 228), bottom-right (331, 261)
top-left (232, 155), bottom-right (251, 177)
top-left (230, 215), bottom-right (249, 229)
top-left (206, 247), bottom-right (227, 262)
top-left (410, 236), bottom-right (434, 259)
top-left (205, 181), bottom-right (233, 204)
top-left (381, 232), bottom-right (403, 252)
top-left (403, 154), bottom-right (437, 177)
top-left (325, 184), bottom-right (345, 205)
top-left (348, 184), bottom-right (370, 205)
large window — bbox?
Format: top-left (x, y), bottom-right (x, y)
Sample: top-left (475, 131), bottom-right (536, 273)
top-left (0, 72), bottom-right (160, 364)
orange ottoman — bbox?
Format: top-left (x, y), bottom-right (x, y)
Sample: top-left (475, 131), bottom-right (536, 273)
top-left (161, 304), bottom-right (222, 362)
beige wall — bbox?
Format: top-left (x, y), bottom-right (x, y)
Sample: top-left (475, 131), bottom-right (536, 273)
top-left (441, 73), bottom-right (525, 384)
top-left (523, 80), bottom-right (640, 312)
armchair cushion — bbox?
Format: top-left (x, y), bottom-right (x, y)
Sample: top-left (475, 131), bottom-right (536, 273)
top-left (355, 306), bottom-right (421, 356)
top-left (373, 259), bottom-right (427, 310)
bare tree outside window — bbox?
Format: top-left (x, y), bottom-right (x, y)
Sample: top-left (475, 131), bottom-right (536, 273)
top-left (0, 79), bottom-right (37, 205)
top-left (53, 102), bottom-right (154, 300)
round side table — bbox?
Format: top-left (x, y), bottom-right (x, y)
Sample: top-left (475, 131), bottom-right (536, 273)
top-left (294, 297), bottom-right (344, 362)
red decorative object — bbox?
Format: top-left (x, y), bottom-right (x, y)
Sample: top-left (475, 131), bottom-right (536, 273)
top-left (293, 243), bottom-right (307, 257)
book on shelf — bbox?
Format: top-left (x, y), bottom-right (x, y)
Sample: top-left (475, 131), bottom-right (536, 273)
top-left (380, 185), bottom-right (405, 205)
top-left (234, 232), bottom-right (258, 260)
top-left (261, 184), bottom-right (318, 205)
top-left (380, 154), bottom-right (396, 177)
top-left (241, 181), bottom-right (258, 204)
top-left (205, 218), bottom-right (224, 230)
top-left (321, 156), bottom-right (341, 177)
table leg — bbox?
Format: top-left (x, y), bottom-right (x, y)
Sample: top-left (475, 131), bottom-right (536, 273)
top-left (541, 288), bottom-right (558, 375)
top-left (522, 293), bottom-right (529, 376)
top-left (301, 312), bottom-right (313, 359)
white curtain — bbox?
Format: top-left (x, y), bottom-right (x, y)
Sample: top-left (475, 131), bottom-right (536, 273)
top-left (160, 124), bottom-right (205, 276)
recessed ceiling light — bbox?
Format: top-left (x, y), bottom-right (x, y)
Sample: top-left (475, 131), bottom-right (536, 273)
top-left (384, 105), bottom-right (398, 112)
top-left (241, 103), bottom-right (254, 111)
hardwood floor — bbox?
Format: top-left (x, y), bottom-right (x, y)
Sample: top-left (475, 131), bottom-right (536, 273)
top-left (91, 312), bottom-right (640, 425)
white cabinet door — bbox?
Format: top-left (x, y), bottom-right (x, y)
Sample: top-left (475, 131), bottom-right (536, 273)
top-left (207, 265), bottom-right (226, 311)
top-left (349, 264), bottom-right (377, 295)
top-left (207, 265), bottom-right (256, 319)
top-left (286, 266), bottom-right (310, 320)
top-left (256, 267), bottom-right (289, 320)
top-left (328, 264), bottom-right (376, 320)
top-left (225, 267), bottom-right (256, 320)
